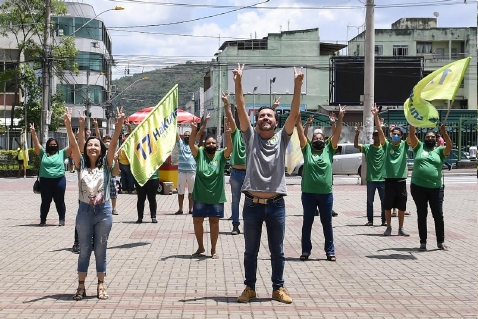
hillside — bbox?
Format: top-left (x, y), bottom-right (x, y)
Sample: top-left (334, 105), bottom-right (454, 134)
top-left (111, 61), bottom-right (211, 116)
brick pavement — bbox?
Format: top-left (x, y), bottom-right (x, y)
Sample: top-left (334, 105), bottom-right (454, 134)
top-left (0, 174), bottom-right (476, 319)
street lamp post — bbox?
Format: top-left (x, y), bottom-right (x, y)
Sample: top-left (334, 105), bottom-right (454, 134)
top-left (269, 77), bottom-right (276, 106)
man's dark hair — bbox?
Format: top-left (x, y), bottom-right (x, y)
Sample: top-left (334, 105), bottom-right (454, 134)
top-left (255, 106), bottom-right (279, 122)
top-left (204, 135), bottom-right (216, 143)
top-left (425, 130), bottom-right (437, 138)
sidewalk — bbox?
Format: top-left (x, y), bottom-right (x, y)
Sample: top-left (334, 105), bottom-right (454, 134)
top-left (0, 176), bottom-right (476, 319)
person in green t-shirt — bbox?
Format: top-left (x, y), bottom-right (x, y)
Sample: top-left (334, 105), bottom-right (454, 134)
top-left (382, 125), bottom-right (410, 237)
top-left (30, 123), bottom-right (72, 227)
top-left (354, 105), bottom-right (386, 226)
top-left (296, 105), bottom-right (344, 262)
top-left (189, 119), bottom-right (232, 259)
top-left (407, 124), bottom-right (451, 251)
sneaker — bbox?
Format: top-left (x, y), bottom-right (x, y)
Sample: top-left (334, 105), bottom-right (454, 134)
top-left (189, 211), bottom-right (193, 215)
top-left (404, 211), bottom-right (411, 216)
top-left (398, 227), bottom-right (410, 236)
top-left (437, 243), bottom-right (448, 250)
top-left (174, 210), bottom-right (184, 215)
top-left (237, 286), bottom-right (256, 303)
top-left (381, 221), bottom-right (387, 226)
top-left (332, 210), bottom-right (338, 217)
top-left (151, 218), bottom-right (158, 223)
top-left (364, 221), bottom-right (373, 226)
top-left (228, 216), bottom-right (233, 220)
top-left (272, 287), bottom-right (293, 304)
top-left (383, 226), bottom-right (392, 236)
top-left (112, 209), bottom-right (119, 215)
top-left (231, 225), bottom-right (240, 235)
top-left (131, 190), bottom-right (137, 194)
top-left (136, 219), bottom-right (142, 224)
top-left (391, 212), bottom-right (397, 217)
top-left (419, 243), bottom-right (427, 251)
top-left (39, 222), bottom-right (46, 227)
top-left (72, 244), bottom-right (80, 254)
top-left (59, 220), bottom-right (65, 226)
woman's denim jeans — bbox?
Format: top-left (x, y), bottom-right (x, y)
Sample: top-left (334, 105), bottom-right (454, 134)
top-left (301, 192), bottom-right (335, 256)
top-left (243, 197), bottom-right (285, 291)
top-left (229, 168), bottom-right (246, 226)
top-left (76, 201), bottom-right (113, 273)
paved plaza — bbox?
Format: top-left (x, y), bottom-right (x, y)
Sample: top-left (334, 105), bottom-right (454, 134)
top-left (0, 172), bottom-right (476, 319)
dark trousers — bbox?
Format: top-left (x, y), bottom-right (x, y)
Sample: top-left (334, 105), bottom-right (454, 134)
top-left (40, 176), bottom-right (66, 223)
top-left (410, 183), bottom-right (445, 244)
top-left (134, 179), bottom-right (159, 220)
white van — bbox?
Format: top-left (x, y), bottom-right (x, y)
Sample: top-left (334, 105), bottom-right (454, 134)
top-left (291, 143), bottom-right (362, 176)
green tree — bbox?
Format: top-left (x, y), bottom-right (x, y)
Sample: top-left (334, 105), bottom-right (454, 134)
top-left (0, 0), bottom-right (78, 130)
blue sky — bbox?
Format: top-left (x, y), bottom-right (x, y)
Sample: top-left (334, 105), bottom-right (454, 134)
top-left (73, 0), bottom-right (477, 79)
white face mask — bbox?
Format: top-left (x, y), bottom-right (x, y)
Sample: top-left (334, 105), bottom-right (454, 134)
top-left (104, 142), bottom-right (110, 148)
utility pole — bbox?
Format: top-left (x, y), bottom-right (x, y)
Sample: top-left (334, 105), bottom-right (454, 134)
top-left (216, 63), bottom-right (222, 147)
top-left (361, 0), bottom-right (375, 185)
top-left (85, 68), bottom-right (91, 130)
top-left (41, 0), bottom-right (51, 146)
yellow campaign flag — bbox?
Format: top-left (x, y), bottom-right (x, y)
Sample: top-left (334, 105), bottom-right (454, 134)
top-left (23, 132), bottom-right (29, 167)
top-left (404, 57), bottom-right (471, 128)
top-left (285, 127), bottom-right (303, 174)
top-left (122, 85), bottom-right (178, 186)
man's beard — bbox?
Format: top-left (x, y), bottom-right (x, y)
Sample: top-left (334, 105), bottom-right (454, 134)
top-left (257, 120), bottom-right (274, 131)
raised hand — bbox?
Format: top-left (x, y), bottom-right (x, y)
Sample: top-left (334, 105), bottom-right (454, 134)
top-left (92, 118), bottom-right (98, 126)
top-left (232, 63), bottom-right (245, 82)
top-left (78, 110), bottom-right (85, 126)
top-left (379, 118), bottom-right (385, 127)
top-left (371, 103), bottom-right (379, 116)
top-left (306, 115), bottom-right (314, 125)
top-left (63, 107), bottom-right (73, 123)
top-left (116, 106), bottom-right (125, 124)
top-left (439, 124), bottom-right (446, 135)
top-left (355, 124), bottom-right (361, 134)
top-left (329, 112), bottom-right (336, 123)
top-left (294, 67), bottom-right (304, 86)
top-left (221, 91), bottom-right (229, 104)
top-left (272, 96), bottom-right (281, 109)
top-left (190, 121), bottom-right (198, 131)
top-left (29, 123), bottom-right (35, 132)
top-left (225, 119), bottom-right (232, 135)
top-left (338, 105), bottom-right (346, 119)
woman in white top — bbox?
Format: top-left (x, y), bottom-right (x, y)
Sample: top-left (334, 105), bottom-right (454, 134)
top-left (64, 107), bottom-right (125, 301)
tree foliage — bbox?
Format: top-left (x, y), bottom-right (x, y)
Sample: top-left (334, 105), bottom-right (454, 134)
top-left (0, 0), bottom-right (78, 129)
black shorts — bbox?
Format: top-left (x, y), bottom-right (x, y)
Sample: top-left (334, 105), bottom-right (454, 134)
top-left (384, 178), bottom-right (407, 211)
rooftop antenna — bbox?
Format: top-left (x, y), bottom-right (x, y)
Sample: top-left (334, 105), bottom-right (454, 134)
top-left (433, 12), bottom-right (439, 27)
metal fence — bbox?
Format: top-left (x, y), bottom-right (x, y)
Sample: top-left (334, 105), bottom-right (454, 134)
top-left (0, 130), bottom-right (68, 150)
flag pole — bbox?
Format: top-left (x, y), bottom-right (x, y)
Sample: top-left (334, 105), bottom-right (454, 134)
top-left (442, 100), bottom-right (454, 126)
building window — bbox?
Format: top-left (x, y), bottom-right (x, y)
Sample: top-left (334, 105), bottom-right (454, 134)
top-left (393, 45), bottom-right (408, 56)
top-left (375, 45), bottom-right (383, 55)
top-left (416, 42), bottom-right (432, 54)
top-left (237, 39), bottom-right (268, 50)
top-left (76, 52), bottom-right (105, 73)
top-left (57, 84), bottom-right (104, 105)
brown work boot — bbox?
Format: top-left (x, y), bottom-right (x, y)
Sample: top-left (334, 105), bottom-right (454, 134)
top-left (237, 286), bottom-right (256, 303)
top-left (272, 287), bottom-right (292, 304)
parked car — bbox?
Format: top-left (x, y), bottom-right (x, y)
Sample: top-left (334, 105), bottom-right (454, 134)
top-left (407, 148), bottom-right (470, 169)
top-left (291, 143), bottom-right (362, 176)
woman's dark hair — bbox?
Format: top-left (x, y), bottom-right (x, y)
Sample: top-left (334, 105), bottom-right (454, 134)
top-left (46, 138), bottom-right (58, 147)
top-left (204, 135), bottom-right (217, 143)
top-left (83, 136), bottom-right (107, 169)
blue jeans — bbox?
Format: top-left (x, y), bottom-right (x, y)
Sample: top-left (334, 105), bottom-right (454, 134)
top-left (40, 176), bottom-right (66, 223)
top-left (76, 201), bottom-right (113, 273)
top-left (230, 168), bottom-right (246, 226)
top-left (243, 197), bottom-right (285, 291)
top-left (301, 192), bottom-right (335, 256)
top-left (119, 163), bottom-right (135, 192)
top-left (367, 181), bottom-right (385, 224)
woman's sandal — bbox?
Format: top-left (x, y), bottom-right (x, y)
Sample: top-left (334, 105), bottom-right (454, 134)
top-left (73, 281), bottom-right (86, 301)
top-left (97, 280), bottom-right (109, 300)
top-left (299, 254), bottom-right (309, 261)
top-left (326, 255), bottom-right (337, 262)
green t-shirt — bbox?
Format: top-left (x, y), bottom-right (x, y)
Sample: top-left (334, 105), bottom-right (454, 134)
top-left (384, 140), bottom-right (407, 179)
top-left (361, 143), bottom-right (386, 182)
top-left (301, 141), bottom-right (335, 194)
top-left (149, 169), bottom-right (159, 180)
top-left (39, 148), bottom-right (66, 178)
top-left (192, 148), bottom-right (227, 204)
top-left (411, 141), bottom-right (445, 188)
top-left (230, 128), bottom-right (246, 166)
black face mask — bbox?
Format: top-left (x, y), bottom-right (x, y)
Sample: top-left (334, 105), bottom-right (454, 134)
top-left (312, 140), bottom-right (325, 151)
top-left (205, 147), bottom-right (216, 154)
top-left (424, 140), bottom-right (436, 148)
top-left (46, 145), bottom-right (59, 153)
top-left (183, 137), bottom-right (190, 144)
